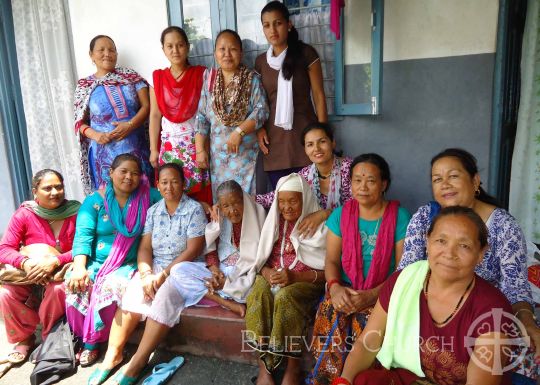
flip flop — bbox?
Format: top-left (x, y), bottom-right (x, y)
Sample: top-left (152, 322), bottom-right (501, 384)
top-left (87, 367), bottom-right (113, 385)
top-left (7, 341), bottom-right (35, 364)
top-left (141, 356), bottom-right (185, 385)
top-left (110, 370), bottom-right (138, 385)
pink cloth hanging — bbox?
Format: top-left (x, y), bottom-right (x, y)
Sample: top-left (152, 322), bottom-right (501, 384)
top-left (330, 0), bottom-right (346, 40)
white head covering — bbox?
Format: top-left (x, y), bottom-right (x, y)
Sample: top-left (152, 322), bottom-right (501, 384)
top-left (277, 174), bottom-right (303, 193)
top-left (254, 173), bottom-right (327, 275)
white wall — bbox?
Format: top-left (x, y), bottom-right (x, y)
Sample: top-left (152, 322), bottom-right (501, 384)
top-left (68, 0), bottom-right (170, 83)
top-left (345, 0), bottom-right (499, 65)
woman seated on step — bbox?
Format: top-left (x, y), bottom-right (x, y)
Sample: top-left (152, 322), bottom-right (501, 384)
top-left (334, 206), bottom-right (513, 385)
top-left (87, 162), bottom-right (207, 385)
top-left (95, 179), bottom-right (266, 385)
top-left (245, 173), bottom-right (327, 385)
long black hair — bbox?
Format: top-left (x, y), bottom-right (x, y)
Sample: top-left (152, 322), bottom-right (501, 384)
top-left (261, 1), bottom-right (305, 80)
top-left (431, 148), bottom-right (500, 207)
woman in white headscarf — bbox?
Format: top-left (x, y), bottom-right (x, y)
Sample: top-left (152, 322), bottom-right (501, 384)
top-left (245, 173), bottom-right (327, 385)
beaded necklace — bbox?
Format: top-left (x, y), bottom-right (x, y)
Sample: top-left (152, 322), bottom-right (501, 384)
top-left (424, 270), bottom-right (474, 326)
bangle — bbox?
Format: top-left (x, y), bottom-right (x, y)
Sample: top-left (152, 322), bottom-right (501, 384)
top-left (21, 257), bottom-right (30, 270)
top-left (81, 125), bottom-right (90, 137)
top-left (162, 269), bottom-right (170, 278)
top-left (331, 378), bottom-right (351, 385)
top-left (235, 127), bottom-right (246, 137)
top-left (515, 308), bottom-right (538, 321)
top-left (127, 120), bottom-right (134, 129)
top-left (139, 269), bottom-right (152, 278)
top-left (311, 270), bottom-right (318, 283)
top-left (326, 279), bottom-right (341, 292)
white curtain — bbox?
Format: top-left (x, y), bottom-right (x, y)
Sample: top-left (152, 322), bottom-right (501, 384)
top-left (509, 0), bottom-right (540, 243)
top-left (11, 0), bottom-right (85, 201)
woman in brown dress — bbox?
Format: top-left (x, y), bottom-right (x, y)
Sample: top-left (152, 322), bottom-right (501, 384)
top-left (256, 1), bottom-right (328, 189)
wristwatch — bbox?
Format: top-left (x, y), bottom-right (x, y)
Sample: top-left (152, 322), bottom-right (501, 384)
top-left (235, 127), bottom-right (246, 137)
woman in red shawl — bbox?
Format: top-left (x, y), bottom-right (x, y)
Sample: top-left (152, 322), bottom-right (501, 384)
top-left (149, 26), bottom-right (212, 205)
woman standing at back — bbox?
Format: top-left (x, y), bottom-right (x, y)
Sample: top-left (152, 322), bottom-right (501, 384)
top-left (149, 26), bottom-right (212, 205)
top-left (256, 1), bottom-right (328, 189)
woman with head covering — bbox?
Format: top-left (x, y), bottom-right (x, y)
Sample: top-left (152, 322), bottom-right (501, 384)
top-left (74, 35), bottom-right (152, 193)
top-left (245, 173), bottom-right (326, 385)
top-left (398, 148), bottom-right (539, 381)
top-left (256, 122), bottom-right (352, 239)
top-left (194, 29), bottom-right (269, 198)
top-left (96, 180), bottom-right (265, 385)
top-left (0, 169), bottom-right (79, 369)
top-left (334, 207), bottom-right (513, 385)
top-left (65, 154), bottom-right (162, 367)
top-left (308, 154), bottom-right (410, 385)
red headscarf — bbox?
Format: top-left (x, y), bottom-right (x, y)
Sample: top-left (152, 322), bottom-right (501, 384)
top-left (152, 65), bottom-right (205, 123)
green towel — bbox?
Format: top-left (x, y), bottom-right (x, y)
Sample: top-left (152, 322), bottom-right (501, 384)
top-left (376, 260), bottom-right (428, 377)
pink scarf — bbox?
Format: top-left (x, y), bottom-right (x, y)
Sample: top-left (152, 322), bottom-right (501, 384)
top-left (340, 199), bottom-right (399, 290)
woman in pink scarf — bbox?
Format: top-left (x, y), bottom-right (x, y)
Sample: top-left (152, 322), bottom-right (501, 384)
top-left (309, 154), bottom-right (411, 385)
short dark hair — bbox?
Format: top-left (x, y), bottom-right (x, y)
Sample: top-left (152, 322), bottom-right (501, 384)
top-left (431, 148), bottom-right (499, 207)
top-left (350, 153), bottom-right (391, 192)
top-left (215, 29), bottom-right (243, 51)
top-left (89, 35), bottom-right (115, 51)
top-left (427, 205), bottom-right (488, 249)
top-left (160, 26), bottom-right (189, 47)
top-left (157, 162), bottom-right (185, 183)
top-left (110, 153), bottom-right (142, 173)
top-left (32, 169), bottom-right (64, 190)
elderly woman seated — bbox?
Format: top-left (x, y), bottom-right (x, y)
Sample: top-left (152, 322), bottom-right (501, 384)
top-left (245, 173), bottom-right (327, 385)
top-left (334, 206), bottom-right (514, 385)
top-left (101, 179), bottom-right (266, 385)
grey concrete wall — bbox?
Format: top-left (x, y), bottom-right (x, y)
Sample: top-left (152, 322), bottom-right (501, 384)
top-left (333, 53), bottom-right (495, 213)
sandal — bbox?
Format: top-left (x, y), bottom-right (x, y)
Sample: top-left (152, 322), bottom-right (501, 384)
top-left (110, 370), bottom-right (138, 385)
top-left (79, 348), bottom-right (100, 367)
top-left (87, 367), bottom-right (112, 385)
top-left (141, 356), bottom-right (184, 385)
top-left (7, 339), bottom-right (35, 364)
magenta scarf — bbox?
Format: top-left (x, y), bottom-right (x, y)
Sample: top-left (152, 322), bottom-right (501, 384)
top-left (86, 175), bottom-right (150, 332)
top-left (340, 199), bottom-right (399, 290)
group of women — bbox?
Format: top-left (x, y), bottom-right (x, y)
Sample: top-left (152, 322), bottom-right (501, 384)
top-left (0, 1), bottom-right (538, 385)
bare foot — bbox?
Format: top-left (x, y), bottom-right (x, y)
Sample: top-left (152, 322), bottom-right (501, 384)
top-left (225, 301), bottom-right (246, 317)
top-left (98, 346), bottom-right (123, 370)
top-left (281, 358), bottom-right (301, 385)
top-left (256, 367), bottom-right (275, 385)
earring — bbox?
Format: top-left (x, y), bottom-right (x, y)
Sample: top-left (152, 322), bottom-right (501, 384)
top-left (475, 187), bottom-right (480, 197)
top-left (288, 28), bottom-right (291, 32)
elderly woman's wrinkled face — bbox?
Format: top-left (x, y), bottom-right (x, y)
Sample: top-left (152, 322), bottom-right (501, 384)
top-left (158, 167), bottom-right (184, 203)
top-left (109, 160), bottom-right (141, 195)
top-left (431, 156), bottom-right (480, 208)
top-left (278, 191), bottom-right (303, 223)
top-left (214, 33), bottom-right (242, 72)
top-left (90, 37), bottom-right (117, 74)
top-left (219, 192), bottom-right (244, 224)
top-left (33, 173), bottom-right (65, 210)
top-left (427, 214), bottom-right (484, 282)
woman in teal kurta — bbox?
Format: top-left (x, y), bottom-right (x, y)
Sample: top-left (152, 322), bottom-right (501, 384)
top-left (65, 154), bottom-right (161, 367)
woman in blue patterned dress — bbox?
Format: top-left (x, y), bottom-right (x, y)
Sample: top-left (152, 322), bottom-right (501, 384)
top-left (398, 148), bottom-right (540, 382)
top-left (74, 35), bottom-right (152, 193)
top-left (194, 29), bottom-right (269, 199)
